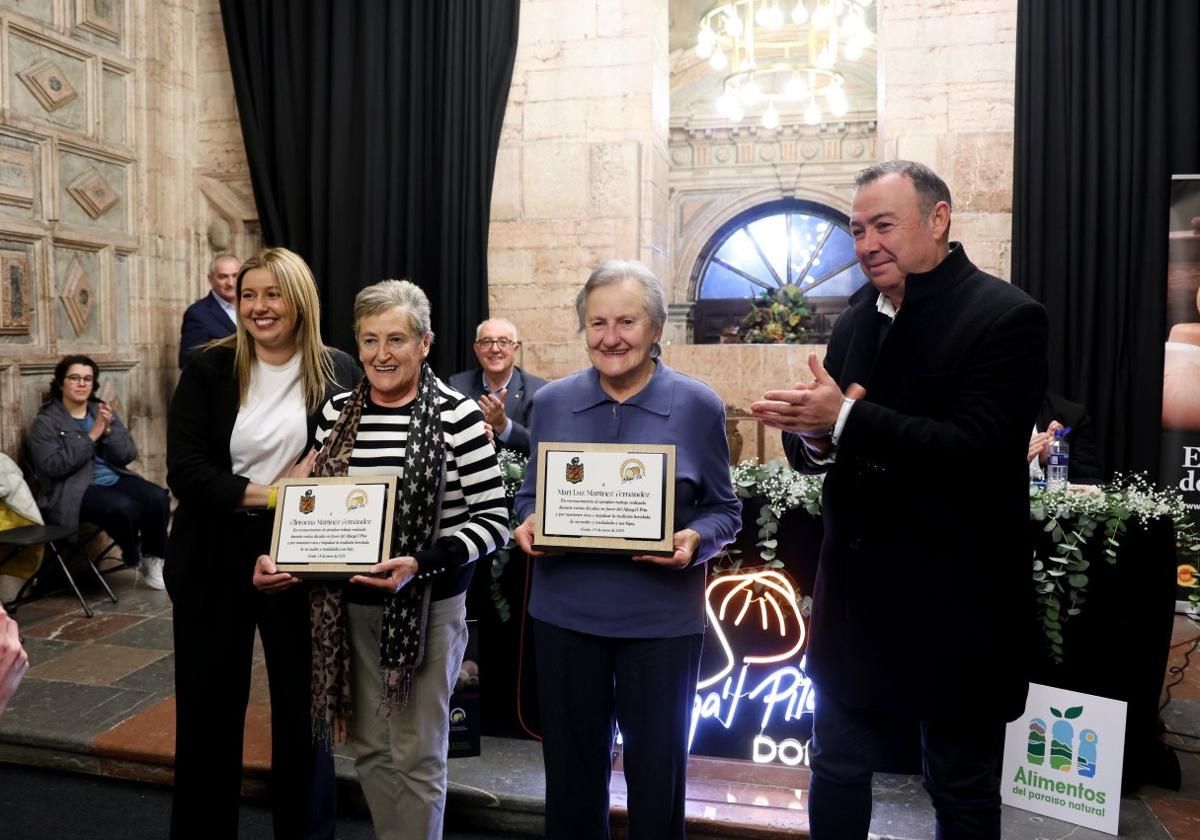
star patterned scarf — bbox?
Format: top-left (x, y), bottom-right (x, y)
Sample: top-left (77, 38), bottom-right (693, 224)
top-left (308, 364), bottom-right (444, 742)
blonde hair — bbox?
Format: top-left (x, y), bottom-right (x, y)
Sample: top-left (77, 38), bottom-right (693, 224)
top-left (225, 247), bottom-right (337, 413)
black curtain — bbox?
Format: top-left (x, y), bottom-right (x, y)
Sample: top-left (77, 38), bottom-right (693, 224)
top-left (220, 1), bottom-right (520, 376)
top-left (1012, 0), bottom-right (1200, 479)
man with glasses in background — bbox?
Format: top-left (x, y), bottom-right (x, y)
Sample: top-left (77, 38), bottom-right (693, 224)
top-left (450, 318), bottom-right (547, 455)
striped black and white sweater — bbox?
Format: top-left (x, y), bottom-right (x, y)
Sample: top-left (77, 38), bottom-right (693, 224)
top-left (314, 378), bottom-right (509, 603)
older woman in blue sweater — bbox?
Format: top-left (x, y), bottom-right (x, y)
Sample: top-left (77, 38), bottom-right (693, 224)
top-left (514, 260), bottom-right (741, 840)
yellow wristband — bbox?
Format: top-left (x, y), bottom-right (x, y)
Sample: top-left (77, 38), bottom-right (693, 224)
top-left (267, 485), bottom-right (278, 510)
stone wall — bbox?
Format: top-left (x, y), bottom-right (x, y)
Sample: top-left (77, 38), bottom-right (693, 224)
top-left (876, 0), bottom-right (1018, 280)
top-left (0, 0), bottom-right (256, 483)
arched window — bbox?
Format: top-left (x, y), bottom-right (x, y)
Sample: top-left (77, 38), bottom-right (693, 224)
top-left (690, 199), bottom-right (869, 344)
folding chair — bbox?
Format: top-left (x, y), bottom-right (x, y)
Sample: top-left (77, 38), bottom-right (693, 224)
top-left (0, 523), bottom-right (118, 618)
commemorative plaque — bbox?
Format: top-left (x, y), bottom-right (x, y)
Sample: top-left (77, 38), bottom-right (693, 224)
top-left (270, 475), bottom-right (396, 577)
top-left (533, 442), bottom-right (676, 555)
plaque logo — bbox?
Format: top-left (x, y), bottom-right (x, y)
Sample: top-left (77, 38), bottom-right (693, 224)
top-left (345, 489), bottom-right (368, 512)
top-left (298, 488), bottom-right (316, 514)
top-left (620, 457), bottom-right (646, 482)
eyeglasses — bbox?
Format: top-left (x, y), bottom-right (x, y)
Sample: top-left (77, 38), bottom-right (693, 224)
top-left (64, 374), bottom-right (94, 384)
top-left (474, 338), bottom-right (519, 350)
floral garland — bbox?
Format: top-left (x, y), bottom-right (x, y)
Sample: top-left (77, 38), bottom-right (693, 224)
top-left (718, 459), bottom-right (823, 573)
top-left (486, 455), bottom-right (1200, 658)
top-left (721, 464), bottom-right (1199, 664)
top-left (1030, 473), bottom-right (1200, 663)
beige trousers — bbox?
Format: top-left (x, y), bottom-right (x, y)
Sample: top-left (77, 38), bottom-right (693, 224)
top-left (347, 592), bottom-right (468, 840)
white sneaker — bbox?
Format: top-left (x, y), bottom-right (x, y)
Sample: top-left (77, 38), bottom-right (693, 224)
top-left (138, 555), bottom-right (166, 590)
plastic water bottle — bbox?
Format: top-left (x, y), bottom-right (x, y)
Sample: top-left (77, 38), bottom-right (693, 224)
top-left (1046, 427), bottom-right (1071, 491)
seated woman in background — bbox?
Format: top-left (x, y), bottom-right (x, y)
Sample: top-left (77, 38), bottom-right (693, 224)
top-left (27, 354), bottom-right (169, 589)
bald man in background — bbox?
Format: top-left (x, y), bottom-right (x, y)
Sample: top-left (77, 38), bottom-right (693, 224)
top-left (450, 318), bottom-right (547, 455)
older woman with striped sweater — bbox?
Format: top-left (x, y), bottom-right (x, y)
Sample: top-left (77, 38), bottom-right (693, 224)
top-left (255, 279), bottom-right (509, 840)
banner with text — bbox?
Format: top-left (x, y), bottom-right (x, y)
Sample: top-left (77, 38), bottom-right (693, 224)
top-left (1163, 175), bottom-right (1200, 608)
top-left (1001, 683), bottom-right (1126, 835)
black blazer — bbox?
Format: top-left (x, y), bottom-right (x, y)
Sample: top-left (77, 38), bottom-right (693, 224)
top-left (179, 293), bottom-right (237, 368)
top-left (447, 365), bottom-right (547, 455)
top-left (165, 344), bottom-right (360, 614)
top-left (1036, 393), bottom-right (1102, 483)
top-left (784, 245), bottom-right (1049, 720)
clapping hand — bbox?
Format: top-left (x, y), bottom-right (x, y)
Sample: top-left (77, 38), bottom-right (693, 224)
top-left (478, 391), bottom-right (510, 435)
top-left (89, 402), bottom-right (113, 440)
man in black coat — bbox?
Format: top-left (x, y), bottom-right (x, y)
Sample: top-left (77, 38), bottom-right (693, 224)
top-left (753, 160), bottom-right (1049, 838)
top-left (449, 317), bottom-right (546, 456)
top-left (178, 253), bottom-right (239, 367)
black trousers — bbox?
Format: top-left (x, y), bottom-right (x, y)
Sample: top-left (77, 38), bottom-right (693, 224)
top-left (170, 514), bottom-right (335, 840)
top-left (808, 687), bottom-right (1007, 840)
top-left (533, 619), bottom-right (703, 840)
top-left (78, 473), bottom-right (169, 566)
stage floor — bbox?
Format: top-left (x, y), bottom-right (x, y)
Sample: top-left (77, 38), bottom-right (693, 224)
top-left (1, 566), bottom-right (1198, 838)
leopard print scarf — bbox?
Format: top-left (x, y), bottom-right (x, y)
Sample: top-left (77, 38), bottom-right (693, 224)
top-left (308, 365), bottom-right (444, 742)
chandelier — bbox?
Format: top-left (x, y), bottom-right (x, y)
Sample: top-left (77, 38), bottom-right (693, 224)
top-left (694, 1), bottom-right (875, 129)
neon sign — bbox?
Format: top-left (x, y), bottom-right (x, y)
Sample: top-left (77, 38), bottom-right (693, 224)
top-left (690, 569), bottom-right (815, 767)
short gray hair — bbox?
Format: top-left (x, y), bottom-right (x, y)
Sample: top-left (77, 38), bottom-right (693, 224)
top-left (353, 279), bottom-right (434, 339)
top-left (209, 253), bottom-right (240, 275)
top-left (475, 317), bottom-right (519, 342)
top-left (854, 159), bottom-right (953, 218)
top-left (574, 260), bottom-right (668, 333)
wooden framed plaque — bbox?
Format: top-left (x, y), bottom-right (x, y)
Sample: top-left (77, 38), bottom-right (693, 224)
top-left (533, 442), bottom-right (676, 555)
top-left (270, 475), bottom-right (396, 577)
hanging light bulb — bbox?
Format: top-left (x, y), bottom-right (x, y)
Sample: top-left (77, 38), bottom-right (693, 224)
top-left (761, 101), bottom-right (781, 130)
top-left (740, 79), bottom-right (763, 105)
top-left (710, 48), bottom-right (728, 71)
top-left (804, 98), bottom-right (822, 125)
top-left (843, 41), bottom-right (863, 61)
top-left (716, 91), bottom-right (735, 116)
top-left (724, 8), bottom-right (744, 37)
top-left (791, 2), bottom-right (809, 25)
top-left (824, 82), bottom-right (848, 116)
top-left (764, 3), bottom-right (785, 28)
top-left (755, 3), bottom-right (773, 27)
top-left (811, 2), bottom-right (834, 30)
top-left (727, 101), bottom-right (745, 122)
top-left (784, 74), bottom-right (807, 100)
top-left (696, 26), bottom-right (716, 59)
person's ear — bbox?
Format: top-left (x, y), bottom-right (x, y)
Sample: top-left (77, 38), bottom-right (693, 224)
top-left (929, 200), bottom-right (951, 240)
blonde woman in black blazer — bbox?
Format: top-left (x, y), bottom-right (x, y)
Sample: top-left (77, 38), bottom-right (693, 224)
top-left (166, 248), bottom-right (358, 839)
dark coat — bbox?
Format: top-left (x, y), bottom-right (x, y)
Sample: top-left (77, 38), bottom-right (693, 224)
top-left (784, 245), bottom-right (1048, 721)
top-left (1037, 393), bottom-right (1102, 483)
top-left (165, 344), bottom-right (360, 615)
top-left (179, 292), bottom-right (237, 368)
top-left (447, 365), bottom-right (547, 455)
top-left (27, 399), bottom-right (139, 526)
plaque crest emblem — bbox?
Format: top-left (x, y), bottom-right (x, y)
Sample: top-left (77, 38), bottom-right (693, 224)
top-left (565, 456), bottom-right (584, 484)
top-left (298, 488), bottom-right (316, 514)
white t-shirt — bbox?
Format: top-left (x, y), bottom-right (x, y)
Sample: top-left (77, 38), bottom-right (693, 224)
top-left (230, 354), bottom-right (308, 486)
